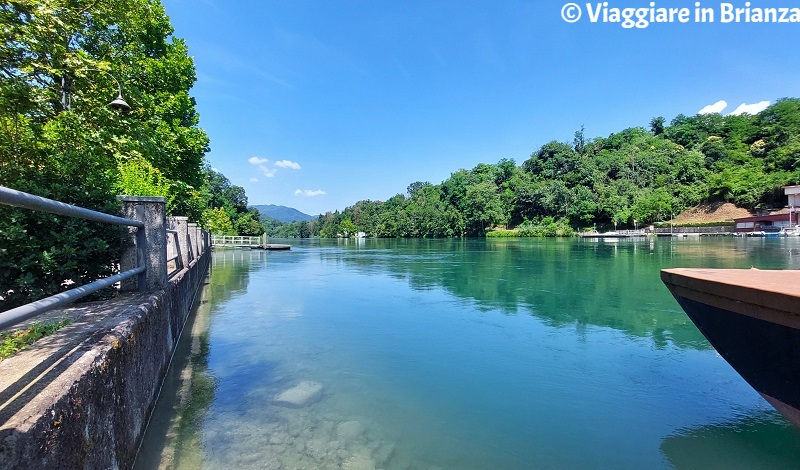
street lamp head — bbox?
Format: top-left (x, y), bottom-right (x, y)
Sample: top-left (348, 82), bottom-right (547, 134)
top-left (109, 93), bottom-right (131, 112)
top-left (62, 68), bottom-right (131, 112)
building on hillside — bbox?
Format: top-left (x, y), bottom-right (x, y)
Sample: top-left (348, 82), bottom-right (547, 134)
top-left (732, 185), bottom-right (800, 234)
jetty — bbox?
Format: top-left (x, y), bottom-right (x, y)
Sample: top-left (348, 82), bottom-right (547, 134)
top-left (211, 234), bottom-right (291, 250)
top-left (580, 229), bottom-right (647, 239)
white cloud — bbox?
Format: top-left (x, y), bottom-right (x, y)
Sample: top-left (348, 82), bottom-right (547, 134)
top-left (248, 157), bottom-right (269, 165)
top-left (274, 159), bottom-right (301, 170)
top-left (247, 157), bottom-right (300, 178)
top-left (294, 189), bottom-right (326, 197)
top-left (698, 100), bottom-right (728, 115)
top-left (729, 101), bottom-right (770, 116)
top-left (211, 167), bottom-right (219, 172)
top-left (247, 156), bottom-right (276, 177)
top-left (249, 177), bottom-right (259, 182)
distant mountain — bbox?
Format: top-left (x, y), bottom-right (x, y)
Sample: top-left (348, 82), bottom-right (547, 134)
top-left (252, 204), bottom-right (315, 223)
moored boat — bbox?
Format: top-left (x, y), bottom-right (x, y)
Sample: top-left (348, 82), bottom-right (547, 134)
top-left (661, 268), bottom-right (800, 428)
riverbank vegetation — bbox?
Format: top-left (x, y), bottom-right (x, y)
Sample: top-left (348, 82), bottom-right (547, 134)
top-left (268, 99), bottom-right (800, 238)
top-left (0, 0), bottom-right (247, 309)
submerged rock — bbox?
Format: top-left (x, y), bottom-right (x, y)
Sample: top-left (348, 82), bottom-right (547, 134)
top-left (373, 442), bottom-right (395, 466)
top-left (274, 381), bottom-right (323, 408)
top-left (343, 450), bottom-right (376, 470)
top-left (336, 420), bottom-right (365, 440)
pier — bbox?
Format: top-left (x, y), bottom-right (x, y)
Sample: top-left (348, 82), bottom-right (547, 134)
top-left (580, 229), bottom-right (647, 239)
top-left (211, 234), bottom-right (291, 250)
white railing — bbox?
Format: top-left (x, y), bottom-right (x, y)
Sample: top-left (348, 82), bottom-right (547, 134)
top-left (212, 235), bottom-right (265, 247)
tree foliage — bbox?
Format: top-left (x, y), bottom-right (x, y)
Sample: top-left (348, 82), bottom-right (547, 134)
top-left (0, 0), bottom-right (211, 309)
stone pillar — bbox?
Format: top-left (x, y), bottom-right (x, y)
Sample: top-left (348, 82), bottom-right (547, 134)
top-left (168, 216), bottom-right (191, 269)
top-left (187, 223), bottom-right (199, 259)
top-left (118, 196), bottom-right (167, 291)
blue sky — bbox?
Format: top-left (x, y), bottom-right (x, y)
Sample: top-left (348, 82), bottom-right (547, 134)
top-left (161, 0), bottom-right (800, 215)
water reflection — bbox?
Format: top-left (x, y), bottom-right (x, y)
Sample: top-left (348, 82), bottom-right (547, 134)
top-left (313, 237), bottom-right (800, 350)
top-left (136, 250), bottom-right (270, 469)
top-left (134, 278), bottom-right (217, 469)
top-left (661, 412), bottom-right (800, 469)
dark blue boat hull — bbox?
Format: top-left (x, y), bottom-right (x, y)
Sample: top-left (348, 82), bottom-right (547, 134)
top-left (673, 295), bottom-right (800, 427)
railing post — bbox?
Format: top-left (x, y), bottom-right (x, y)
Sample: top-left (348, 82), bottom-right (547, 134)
top-left (196, 225), bottom-right (203, 255)
top-left (118, 196), bottom-right (167, 291)
top-left (187, 223), bottom-right (199, 259)
top-left (168, 216), bottom-right (191, 268)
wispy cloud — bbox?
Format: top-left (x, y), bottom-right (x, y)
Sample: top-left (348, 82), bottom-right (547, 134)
top-left (698, 100), bottom-right (728, 115)
top-left (248, 157), bottom-right (269, 165)
top-left (729, 101), bottom-right (771, 116)
top-left (248, 157), bottom-right (302, 178)
top-left (294, 189), bottom-right (326, 197)
top-left (275, 160), bottom-right (301, 170)
top-left (248, 156), bottom-right (276, 177)
top-left (249, 177), bottom-right (259, 182)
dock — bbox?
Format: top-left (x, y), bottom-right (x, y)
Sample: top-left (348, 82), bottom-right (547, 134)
top-left (580, 230), bottom-right (647, 239)
top-left (211, 235), bottom-right (291, 250)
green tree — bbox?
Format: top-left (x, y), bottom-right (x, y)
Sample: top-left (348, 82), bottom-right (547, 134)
top-left (234, 211), bottom-right (264, 236)
top-left (1, 0), bottom-right (209, 308)
top-left (202, 207), bottom-right (234, 235)
top-left (464, 181), bottom-right (504, 234)
top-left (339, 219), bottom-right (357, 237)
top-left (650, 116), bottom-right (666, 136)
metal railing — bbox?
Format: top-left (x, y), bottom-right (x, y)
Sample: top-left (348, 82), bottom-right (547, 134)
top-left (0, 185), bottom-right (147, 330)
top-left (212, 235), bottom-right (264, 247)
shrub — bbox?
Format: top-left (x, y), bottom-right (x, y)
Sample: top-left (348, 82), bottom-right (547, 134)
top-left (486, 230), bottom-right (519, 238)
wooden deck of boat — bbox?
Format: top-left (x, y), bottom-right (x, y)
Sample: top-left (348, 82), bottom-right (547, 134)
top-left (661, 268), bottom-right (800, 327)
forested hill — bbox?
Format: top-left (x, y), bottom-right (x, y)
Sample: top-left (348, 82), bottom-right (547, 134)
top-left (252, 205), bottom-right (315, 223)
top-left (278, 98), bottom-right (800, 238)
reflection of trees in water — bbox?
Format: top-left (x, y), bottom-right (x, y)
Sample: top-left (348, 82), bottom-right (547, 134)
top-left (660, 413), bottom-right (800, 469)
top-left (158, 249), bottom-right (275, 467)
top-left (209, 249), bottom-right (268, 304)
top-left (326, 238), bottom-right (800, 350)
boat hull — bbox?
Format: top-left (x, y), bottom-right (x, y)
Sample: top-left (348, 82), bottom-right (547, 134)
top-left (662, 268), bottom-right (800, 428)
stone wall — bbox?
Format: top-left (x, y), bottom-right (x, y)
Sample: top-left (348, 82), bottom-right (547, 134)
top-left (0, 199), bottom-right (211, 470)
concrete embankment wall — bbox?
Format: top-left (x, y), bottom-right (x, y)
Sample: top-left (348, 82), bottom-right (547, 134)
top-left (0, 235), bottom-right (210, 469)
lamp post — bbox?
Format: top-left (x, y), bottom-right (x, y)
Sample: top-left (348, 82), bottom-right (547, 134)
top-left (61, 68), bottom-right (130, 112)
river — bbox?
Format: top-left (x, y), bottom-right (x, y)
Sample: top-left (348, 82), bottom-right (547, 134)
top-left (135, 237), bottom-right (800, 469)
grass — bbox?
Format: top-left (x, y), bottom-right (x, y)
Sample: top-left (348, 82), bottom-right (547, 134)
top-left (0, 319), bottom-right (73, 361)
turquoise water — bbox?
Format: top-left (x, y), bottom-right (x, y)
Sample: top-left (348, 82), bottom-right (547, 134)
top-left (137, 237), bottom-right (800, 469)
